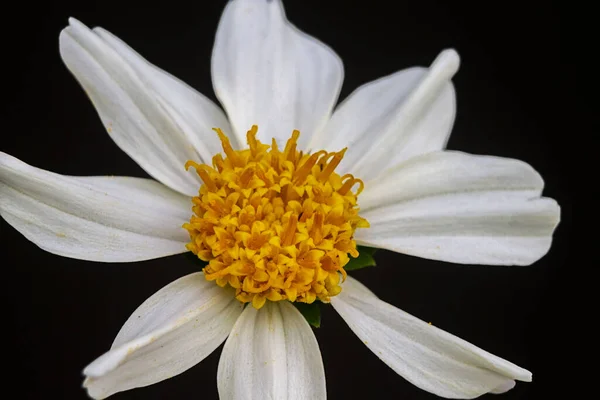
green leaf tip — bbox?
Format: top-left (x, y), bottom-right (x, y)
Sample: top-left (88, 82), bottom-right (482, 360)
top-left (293, 301), bottom-right (322, 328)
top-left (344, 245), bottom-right (378, 271)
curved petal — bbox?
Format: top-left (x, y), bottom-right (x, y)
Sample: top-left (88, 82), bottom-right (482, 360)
top-left (490, 380), bottom-right (517, 394)
top-left (318, 49), bottom-right (457, 182)
top-left (0, 152), bottom-right (190, 262)
top-left (331, 277), bottom-right (531, 399)
top-left (84, 273), bottom-right (243, 399)
top-left (356, 151), bottom-right (560, 265)
top-left (212, 0), bottom-right (343, 149)
top-left (217, 301), bottom-right (326, 400)
top-left (60, 18), bottom-right (230, 196)
top-left (92, 26), bottom-right (232, 158)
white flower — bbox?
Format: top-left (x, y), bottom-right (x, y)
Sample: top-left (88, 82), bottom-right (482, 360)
top-left (0, 0), bottom-right (559, 399)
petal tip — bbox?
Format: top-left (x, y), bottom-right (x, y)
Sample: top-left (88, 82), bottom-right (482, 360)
top-left (67, 17), bottom-right (85, 28)
top-left (61, 18), bottom-right (86, 42)
top-left (82, 378), bottom-right (106, 400)
top-left (82, 347), bottom-right (127, 378)
top-left (433, 48), bottom-right (461, 77)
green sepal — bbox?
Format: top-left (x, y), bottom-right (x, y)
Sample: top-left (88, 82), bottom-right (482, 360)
top-left (293, 301), bottom-right (322, 328)
top-left (344, 245), bottom-right (378, 271)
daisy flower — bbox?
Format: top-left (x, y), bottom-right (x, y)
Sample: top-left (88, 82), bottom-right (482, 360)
top-left (0, 0), bottom-right (560, 399)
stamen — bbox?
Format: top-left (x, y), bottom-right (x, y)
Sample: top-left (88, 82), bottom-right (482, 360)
top-left (212, 154), bottom-right (225, 173)
top-left (310, 212), bottom-right (324, 245)
top-left (284, 130), bottom-right (300, 162)
top-left (240, 167), bottom-right (255, 187)
top-left (319, 148), bottom-right (347, 182)
top-left (338, 176), bottom-right (364, 196)
top-left (294, 150), bottom-right (326, 185)
top-left (214, 127), bottom-right (242, 167)
top-left (185, 161), bottom-right (217, 192)
top-left (282, 213), bottom-right (298, 247)
top-left (246, 125), bottom-right (259, 158)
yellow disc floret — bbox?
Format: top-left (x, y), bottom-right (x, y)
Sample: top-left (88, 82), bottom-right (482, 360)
top-left (183, 125), bottom-right (369, 309)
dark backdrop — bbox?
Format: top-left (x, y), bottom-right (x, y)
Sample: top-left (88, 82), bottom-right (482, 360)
top-left (1, 1), bottom-right (569, 399)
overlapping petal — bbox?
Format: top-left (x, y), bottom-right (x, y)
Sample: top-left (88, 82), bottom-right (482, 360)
top-left (357, 151), bottom-right (560, 265)
top-left (212, 0), bottom-right (343, 149)
top-left (332, 277), bottom-right (531, 398)
top-left (60, 18), bottom-right (230, 196)
top-left (217, 301), bottom-right (326, 400)
top-left (0, 152), bottom-right (191, 262)
top-left (315, 50), bottom-right (457, 181)
top-left (84, 273), bottom-right (243, 399)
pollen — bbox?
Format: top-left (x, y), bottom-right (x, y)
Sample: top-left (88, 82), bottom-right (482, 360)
top-left (183, 125), bottom-right (369, 309)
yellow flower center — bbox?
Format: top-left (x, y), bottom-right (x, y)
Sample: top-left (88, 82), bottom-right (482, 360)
top-left (183, 125), bottom-right (369, 309)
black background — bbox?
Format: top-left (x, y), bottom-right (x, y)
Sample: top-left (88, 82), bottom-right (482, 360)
top-left (1, 1), bottom-right (570, 399)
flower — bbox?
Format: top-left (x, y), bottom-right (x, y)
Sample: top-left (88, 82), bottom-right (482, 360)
top-left (0, 0), bottom-right (560, 399)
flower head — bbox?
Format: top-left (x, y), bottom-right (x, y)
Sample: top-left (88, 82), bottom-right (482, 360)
top-left (0, 0), bottom-right (560, 399)
top-left (184, 126), bottom-right (368, 308)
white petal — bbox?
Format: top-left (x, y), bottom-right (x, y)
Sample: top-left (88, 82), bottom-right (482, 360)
top-left (490, 380), bottom-right (516, 394)
top-left (331, 277), bottom-right (531, 399)
top-left (357, 151), bottom-right (560, 265)
top-left (318, 49), bottom-right (457, 182)
top-left (92, 26), bottom-right (232, 158)
top-left (217, 301), bottom-right (326, 400)
top-left (84, 273), bottom-right (243, 399)
top-left (60, 18), bottom-right (230, 196)
top-left (212, 0), bottom-right (343, 149)
top-left (0, 152), bottom-right (190, 262)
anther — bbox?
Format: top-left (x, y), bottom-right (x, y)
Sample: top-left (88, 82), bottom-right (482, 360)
top-left (319, 148), bottom-right (347, 183)
top-left (185, 161), bottom-right (217, 192)
top-left (214, 127), bottom-right (242, 167)
top-left (294, 150), bottom-right (326, 185)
